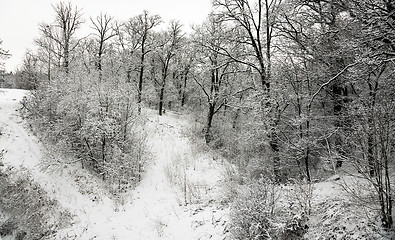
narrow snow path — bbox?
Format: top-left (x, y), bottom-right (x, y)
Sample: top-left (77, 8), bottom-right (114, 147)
top-left (0, 89), bottom-right (41, 169)
top-left (0, 89), bottom-right (229, 240)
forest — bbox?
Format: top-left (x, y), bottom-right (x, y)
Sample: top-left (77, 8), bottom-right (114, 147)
top-left (0, 0), bottom-right (394, 239)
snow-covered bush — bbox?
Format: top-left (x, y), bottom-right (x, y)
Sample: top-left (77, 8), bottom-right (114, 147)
top-left (230, 177), bottom-right (312, 240)
top-left (25, 68), bottom-right (149, 196)
top-left (281, 180), bottom-right (312, 239)
top-left (220, 163), bottom-right (243, 203)
top-left (305, 197), bottom-right (391, 239)
top-left (230, 178), bottom-right (283, 239)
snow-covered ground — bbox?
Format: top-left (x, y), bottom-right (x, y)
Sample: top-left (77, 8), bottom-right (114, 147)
top-left (0, 88), bottom-right (229, 239)
top-left (2, 88), bottom-right (388, 240)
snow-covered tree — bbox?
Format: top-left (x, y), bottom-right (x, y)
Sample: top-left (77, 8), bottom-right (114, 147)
top-left (0, 39), bottom-right (11, 72)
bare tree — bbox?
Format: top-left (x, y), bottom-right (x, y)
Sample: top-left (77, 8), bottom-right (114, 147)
top-left (35, 34), bottom-right (56, 82)
top-left (38, 2), bottom-right (83, 74)
top-left (118, 11), bottom-right (162, 113)
top-left (154, 20), bottom-right (183, 116)
top-left (90, 13), bottom-right (117, 80)
top-left (342, 0), bottom-right (395, 229)
top-left (192, 16), bottom-right (234, 143)
top-left (172, 42), bottom-right (194, 107)
top-left (17, 51), bottom-right (40, 90)
top-left (0, 39), bottom-right (11, 72)
top-left (213, 0), bottom-right (284, 180)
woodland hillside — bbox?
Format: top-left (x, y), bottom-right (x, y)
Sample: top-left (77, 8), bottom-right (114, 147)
top-left (0, 0), bottom-right (394, 239)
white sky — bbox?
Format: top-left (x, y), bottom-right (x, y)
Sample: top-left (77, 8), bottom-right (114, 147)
top-left (0, 0), bottom-right (212, 72)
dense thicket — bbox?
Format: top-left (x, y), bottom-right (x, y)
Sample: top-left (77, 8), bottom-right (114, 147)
top-left (20, 2), bottom-right (149, 195)
top-left (14, 0), bottom-right (394, 238)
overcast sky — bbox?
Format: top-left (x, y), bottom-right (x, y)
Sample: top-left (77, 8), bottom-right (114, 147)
top-left (0, 0), bottom-right (212, 72)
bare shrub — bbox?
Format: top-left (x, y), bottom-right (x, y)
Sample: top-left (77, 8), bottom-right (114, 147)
top-left (230, 178), bottom-right (283, 239)
top-left (281, 179), bottom-right (312, 239)
top-left (306, 196), bottom-right (390, 239)
top-left (230, 177), bottom-right (313, 240)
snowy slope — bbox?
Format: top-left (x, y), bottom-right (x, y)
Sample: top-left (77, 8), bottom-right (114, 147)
top-left (0, 88), bottom-right (229, 240)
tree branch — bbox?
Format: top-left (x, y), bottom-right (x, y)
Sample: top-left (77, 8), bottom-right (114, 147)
top-left (308, 62), bottom-right (357, 108)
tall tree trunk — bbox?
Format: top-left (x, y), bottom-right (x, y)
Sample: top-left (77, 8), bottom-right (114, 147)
top-left (333, 83), bottom-right (345, 168)
top-left (384, 152), bottom-right (393, 228)
top-left (367, 133), bottom-right (375, 177)
top-left (158, 84), bottom-right (165, 116)
top-left (367, 81), bottom-right (377, 176)
top-left (63, 41), bottom-right (69, 74)
top-left (138, 49), bottom-right (145, 114)
top-left (158, 65), bottom-right (167, 116)
top-left (305, 119), bottom-right (311, 182)
top-left (98, 48), bottom-right (103, 82)
top-left (181, 72), bottom-right (188, 107)
top-left (304, 96), bottom-right (312, 182)
top-left (47, 51), bottom-right (51, 83)
top-left (232, 94), bottom-right (243, 129)
top-left (205, 103), bottom-right (216, 144)
top-left (264, 0), bottom-right (280, 182)
top-left (138, 65), bottom-right (144, 114)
